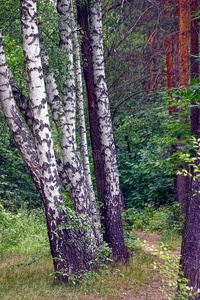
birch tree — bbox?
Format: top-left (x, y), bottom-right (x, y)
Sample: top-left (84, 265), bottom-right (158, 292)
top-left (72, 10), bottom-right (103, 246)
top-left (0, 0), bottom-right (101, 283)
top-left (76, 0), bottom-right (107, 233)
top-left (57, 0), bottom-right (76, 145)
top-left (89, 0), bottom-right (128, 260)
top-left (43, 50), bottom-right (102, 246)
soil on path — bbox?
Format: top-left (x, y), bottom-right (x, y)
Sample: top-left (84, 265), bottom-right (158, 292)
top-left (133, 231), bottom-right (167, 300)
top-left (93, 230), bottom-right (180, 300)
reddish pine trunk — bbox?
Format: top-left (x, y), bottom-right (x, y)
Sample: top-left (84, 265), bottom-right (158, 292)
top-left (164, 0), bottom-right (175, 114)
top-left (175, 0), bottom-right (190, 215)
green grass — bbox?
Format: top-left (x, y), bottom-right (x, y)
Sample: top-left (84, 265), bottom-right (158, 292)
top-left (0, 205), bottom-right (161, 299)
top-left (0, 204), bottom-right (182, 299)
top-left (0, 206), bottom-right (49, 258)
top-left (0, 251), bottom-right (157, 300)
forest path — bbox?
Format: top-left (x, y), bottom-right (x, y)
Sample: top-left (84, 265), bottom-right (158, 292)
top-left (133, 230), bottom-right (169, 300)
top-left (83, 230), bottom-right (180, 300)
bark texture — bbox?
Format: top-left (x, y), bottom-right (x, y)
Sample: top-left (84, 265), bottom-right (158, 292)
top-left (180, 165), bottom-right (200, 298)
top-left (190, 0), bottom-right (199, 136)
top-left (11, 84), bottom-right (70, 189)
top-left (179, 2), bottom-right (200, 296)
top-left (57, 0), bottom-right (76, 145)
top-left (72, 16), bottom-right (103, 246)
top-left (175, 0), bottom-right (190, 214)
top-left (19, 0), bottom-right (95, 281)
top-left (89, 0), bottom-right (127, 260)
top-left (76, 0), bottom-right (107, 231)
top-left (164, 0), bottom-right (174, 93)
top-left (43, 51), bottom-right (99, 247)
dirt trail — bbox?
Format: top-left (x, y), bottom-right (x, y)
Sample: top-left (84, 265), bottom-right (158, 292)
top-left (133, 231), bottom-right (166, 300)
top-left (84, 231), bottom-right (180, 300)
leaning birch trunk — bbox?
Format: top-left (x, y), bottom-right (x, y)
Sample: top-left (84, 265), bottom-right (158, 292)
top-left (0, 34), bottom-right (42, 193)
top-left (42, 51), bottom-right (100, 248)
top-left (11, 84), bottom-right (70, 189)
top-left (72, 11), bottom-right (103, 246)
top-left (20, 0), bottom-right (94, 282)
top-left (56, 0), bottom-right (98, 244)
top-left (89, 0), bottom-right (128, 260)
top-left (57, 0), bottom-right (76, 146)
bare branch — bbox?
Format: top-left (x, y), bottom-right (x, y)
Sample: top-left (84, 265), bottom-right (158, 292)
top-left (105, 5), bottom-right (153, 62)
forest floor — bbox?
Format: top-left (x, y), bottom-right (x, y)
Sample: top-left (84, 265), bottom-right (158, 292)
top-left (75, 231), bottom-right (181, 300)
top-left (0, 230), bottom-right (181, 300)
top-left (132, 231), bottom-right (181, 300)
top-left (85, 231), bottom-right (181, 300)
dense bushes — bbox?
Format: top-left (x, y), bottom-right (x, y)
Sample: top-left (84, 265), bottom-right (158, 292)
top-left (114, 97), bottom-right (175, 208)
top-left (126, 202), bottom-right (184, 238)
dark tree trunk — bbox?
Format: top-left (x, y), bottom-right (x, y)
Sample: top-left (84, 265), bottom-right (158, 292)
top-left (76, 0), bottom-right (128, 261)
top-left (190, 0), bottom-right (199, 136)
top-left (178, 2), bottom-right (200, 297)
top-left (88, 0), bottom-right (128, 261)
top-left (179, 165), bottom-right (200, 298)
top-left (76, 0), bottom-right (107, 233)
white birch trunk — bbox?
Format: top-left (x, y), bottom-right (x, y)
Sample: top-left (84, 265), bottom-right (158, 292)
top-left (72, 7), bottom-right (103, 245)
top-left (20, 0), bottom-right (95, 279)
top-left (89, 0), bottom-right (127, 259)
top-left (57, 0), bottom-right (76, 146)
top-left (0, 31), bottom-right (41, 192)
top-left (21, 0), bottom-right (64, 217)
top-left (11, 83), bottom-right (70, 189)
top-left (43, 51), bottom-right (101, 247)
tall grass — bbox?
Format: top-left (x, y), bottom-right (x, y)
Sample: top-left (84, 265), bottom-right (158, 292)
top-left (0, 204), bottom-right (49, 258)
top-left (0, 205), bottom-right (160, 299)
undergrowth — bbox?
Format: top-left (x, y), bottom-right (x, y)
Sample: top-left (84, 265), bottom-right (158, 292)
top-left (0, 202), bottom-right (183, 299)
top-left (0, 204), bottom-right (49, 258)
top-left (0, 203), bottom-right (157, 299)
top-left (126, 202), bottom-right (184, 242)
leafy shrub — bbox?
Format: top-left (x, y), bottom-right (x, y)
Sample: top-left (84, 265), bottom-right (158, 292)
top-left (127, 203), bottom-right (184, 237)
top-left (141, 240), bottom-right (195, 300)
top-left (114, 98), bottom-right (175, 209)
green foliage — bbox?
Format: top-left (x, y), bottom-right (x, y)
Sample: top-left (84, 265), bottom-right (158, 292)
top-left (127, 203), bottom-right (184, 238)
top-left (0, 205), bottom-right (49, 257)
top-left (114, 97), bottom-right (175, 208)
top-left (115, 84), bottom-right (200, 209)
top-left (143, 242), bottom-right (195, 300)
top-left (0, 108), bottom-right (41, 210)
top-left (176, 136), bottom-right (200, 181)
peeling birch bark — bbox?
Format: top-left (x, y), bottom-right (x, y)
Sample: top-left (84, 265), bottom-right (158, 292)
top-left (19, 0), bottom-right (95, 281)
top-left (89, 0), bottom-right (128, 260)
top-left (42, 50), bottom-right (100, 248)
top-left (57, 0), bottom-right (76, 146)
top-left (72, 7), bottom-right (103, 246)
